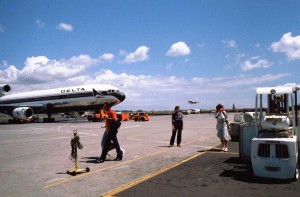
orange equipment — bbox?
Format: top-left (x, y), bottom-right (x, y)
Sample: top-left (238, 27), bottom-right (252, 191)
top-left (117, 113), bottom-right (129, 121)
top-left (134, 113), bottom-right (150, 121)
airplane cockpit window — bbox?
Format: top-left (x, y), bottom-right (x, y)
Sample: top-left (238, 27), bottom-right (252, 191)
top-left (108, 89), bottom-right (119, 94)
top-left (107, 90), bottom-right (116, 94)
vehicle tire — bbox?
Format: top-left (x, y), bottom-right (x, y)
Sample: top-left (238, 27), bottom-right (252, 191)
top-left (294, 164), bottom-right (299, 181)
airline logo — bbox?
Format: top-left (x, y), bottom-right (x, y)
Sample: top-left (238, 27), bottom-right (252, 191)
top-left (61, 87), bottom-right (86, 93)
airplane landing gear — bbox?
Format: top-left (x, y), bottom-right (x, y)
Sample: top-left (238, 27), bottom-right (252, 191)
top-left (43, 114), bottom-right (55, 122)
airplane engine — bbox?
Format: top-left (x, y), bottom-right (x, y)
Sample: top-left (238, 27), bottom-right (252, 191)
top-left (12, 107), bottom-right (34, 120)
top-left (0, 84), bottom-right (11, 95)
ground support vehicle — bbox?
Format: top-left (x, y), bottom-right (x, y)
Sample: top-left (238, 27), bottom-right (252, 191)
top-left (251, 86), bottom-right (300, 180)
top-left (134, 113), bottom-right (150, 121)
top-left (116, 113), bottom-right (129, 121)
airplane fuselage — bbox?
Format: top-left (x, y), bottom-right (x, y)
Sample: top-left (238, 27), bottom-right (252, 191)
top-left (0, 84), bottom-right (125, 120)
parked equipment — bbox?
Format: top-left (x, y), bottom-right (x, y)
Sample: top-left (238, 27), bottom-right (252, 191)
top-left (251, 86), bottom-right (300, 180)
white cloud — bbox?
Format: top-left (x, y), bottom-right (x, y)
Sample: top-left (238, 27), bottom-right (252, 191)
top-left (192, 73), bottom-right (290, 89)
top-left (57, 22), bottom-right (73, 32)
top-left (240, 56), bottom-right (272, 71)
top-left (271, 32), bottom-right (300, 61)
top-left (20, 56), bottom-right (86, 83)
top-left (35, 19), bottom-right (45, 28)
top-left (196, 43), bottom-right (205, 48)
top-left (0, 24), bottom-right (5, 32)
top-left (0, 54), bottom-right (109, 84)
top-left (0, 65), bottom-right (19, 83)
top-left (1, 61), bottom-right (8, 68)
top-left (222, 40), bottom-right (238, 48)
top-left (166, 41), bottom-right (191, 57)
top-left (254, 43), bottom-right (260, 48)
top-left (100, 53), bottom-right (114, 62)
top-left (233, 52), bottom-right (246, 64)
top-left (122, 46), bottom-right (149, 64)
top-left (0, 58), bottom-right (291, 110)
top-left (165, 63), bottom-right (173, 70)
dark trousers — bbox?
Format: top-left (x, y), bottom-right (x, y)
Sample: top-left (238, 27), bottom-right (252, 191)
top-left (100, 130), bottom-right (122, 160)
top-left (170, 125), bottom-right (182, 145)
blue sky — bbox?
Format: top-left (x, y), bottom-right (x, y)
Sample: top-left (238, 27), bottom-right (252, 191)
top-left (0, 0), bottom-right (300, 110)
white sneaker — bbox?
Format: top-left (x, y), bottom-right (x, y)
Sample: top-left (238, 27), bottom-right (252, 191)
top-left (224, 148), bottom-right (228, 152)
top-left (121, 148), bottom-right (125, 156)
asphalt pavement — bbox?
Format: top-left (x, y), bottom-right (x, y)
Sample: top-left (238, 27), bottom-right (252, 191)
top-left (1, 114), bottom-right (300, 197)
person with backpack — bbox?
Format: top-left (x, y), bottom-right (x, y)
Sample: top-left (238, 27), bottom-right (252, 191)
top-left (97, 103), bottom-right (124, 163)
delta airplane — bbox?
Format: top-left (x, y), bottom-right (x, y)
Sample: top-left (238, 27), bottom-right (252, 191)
top-left (0, 84), bottom-right (125, 123)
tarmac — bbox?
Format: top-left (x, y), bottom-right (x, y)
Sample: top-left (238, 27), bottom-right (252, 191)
top-left (1, 114), bottom-right (300, 197)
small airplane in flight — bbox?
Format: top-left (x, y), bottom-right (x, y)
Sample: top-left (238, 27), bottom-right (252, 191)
top-left (0, 83), bottom-right (125, 123)
top-left (188, 98), bottom-right (201, 104)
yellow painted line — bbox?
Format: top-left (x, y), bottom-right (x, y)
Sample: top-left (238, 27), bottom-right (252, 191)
top-left (102, 151), bottom-right (207, 197)
top-left (102, 142), bottom-right (221, 197)
top-left (44, 147), bottom-right (173, 189)
top-left (206, 151), bottom-right (239, 155)
top-left (44, 134), bottom-right (217, 189)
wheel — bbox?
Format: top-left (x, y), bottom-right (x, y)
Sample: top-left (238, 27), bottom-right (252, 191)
top-left (86, 167), bottom-right (90, 172)
top-left (294, 164), bottom-right (299, 181)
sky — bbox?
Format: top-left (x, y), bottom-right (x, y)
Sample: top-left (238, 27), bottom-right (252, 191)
top-left (0, 0), bottom-right (300, 111)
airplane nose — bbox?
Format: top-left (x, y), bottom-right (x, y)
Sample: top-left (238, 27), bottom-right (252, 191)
top-left (114, 91), bottom-right (126, 102)
top-left (119, 92), bottom-right (126, 102)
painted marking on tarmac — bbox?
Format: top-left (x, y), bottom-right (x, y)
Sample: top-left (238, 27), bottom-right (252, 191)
top-left (44, 146), bottom-right (175, 189)
top-left (204, 166), bottom-right (212, 172)
top-left (189, 144), bottom-right (216, 149)
top-left (102, 142), bottom-right (221, 197)
top-left (57, 122), bottom-right (71, 130)
top-left (65, 130), bottom-right (98, 136)
top-left (154, 140), bottom-right (170, 144)
top-left (0, 132), bottom-right (98, 143)
top-left (207, 151), bottom-right (239, 155)
top-left (127, 137), bottom-right (143, 141)
top-left (121, 125), bottom-right (141, 129)
top-left (45, 177), bottom-right (67, 184)
top-left (43, 134), bottom-right (217, 190)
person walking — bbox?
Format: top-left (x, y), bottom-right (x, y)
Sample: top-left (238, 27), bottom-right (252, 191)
top-left (97, 103), bottom-right (123, 163)
top-left (100, 113), bottom-right (124, 158)
top-left (214, 104), bottom-right (231, 152)
top-left (170, 106), bottom-right (183, 147)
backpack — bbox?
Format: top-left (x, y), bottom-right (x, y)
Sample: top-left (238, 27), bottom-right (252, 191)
top-left (110, 120), bottom-right (121, 133)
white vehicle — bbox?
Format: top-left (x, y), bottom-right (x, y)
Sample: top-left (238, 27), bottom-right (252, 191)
top-left (251, 85), bottom-right (300, 180)
top-left (190, 109), bottom-right (201, 114)
top-left (0, 84), bottom-right (125, 123)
